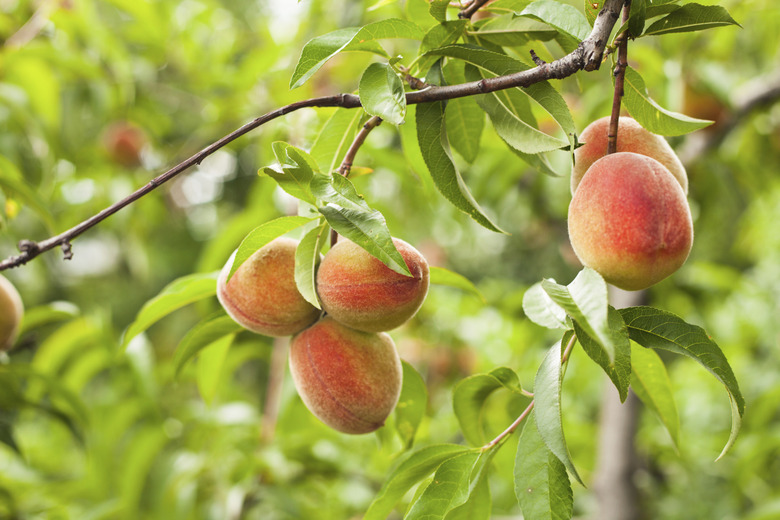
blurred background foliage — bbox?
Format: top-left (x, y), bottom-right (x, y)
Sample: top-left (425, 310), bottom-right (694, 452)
top-left (0, 0), bottom-right (779, 518)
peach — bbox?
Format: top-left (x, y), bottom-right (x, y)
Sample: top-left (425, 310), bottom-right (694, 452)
top-left (217, 237), bottom-right (320, 337)
top-left (572, 117), bottom-right (687, 195)
top-left (103, 121), bottom-right (146, 168)
top-left (316, 238), bottom-right (429, 333)
top-left (567, 152), bottom-right (693, 291)
top-left (0, 275), bottom-right (23, 351)
top-left (289, 316), bottom-right (402, 434)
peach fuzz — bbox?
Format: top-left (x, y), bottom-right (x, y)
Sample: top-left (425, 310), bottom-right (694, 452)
top-left (289, 317), bottom-right (402, 434)
top-left (567, 152), bottom-right (693, 291)
top-left (0, 275), bottom-right (23, 351)
top-left (572, 116), bottom-right (687, 195)
top-left (217, 237), bottom-right (320, 337)
top-left (316, 238), bottom-right (429, 333)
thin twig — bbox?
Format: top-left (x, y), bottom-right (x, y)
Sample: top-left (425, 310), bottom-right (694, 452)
top-left (337, 116), bottom-right (383, 177)
top-left (0, 0), bottom-right (626, 271)
top-left (607, 1), bottom-right (631, 155)
top-left (5, 0), bottom-right (58, 49)
top-left (459, 0), bottom-right (491, 19)
top-left (480, 334), bottom-right (578, 451)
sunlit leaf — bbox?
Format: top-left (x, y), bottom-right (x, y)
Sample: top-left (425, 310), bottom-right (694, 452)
top-left (405, 450), bottom-right (482, 520)
top-left (520, 0), bottom-right (591, 41)
top-left (290, 19), bottom-right (424, 89)
top-left (196, 334), bottom-right (234, 405)
top-left (541, 268), bottom-right (620, 364)
top-left (523, 282), bottom-right (569, 330)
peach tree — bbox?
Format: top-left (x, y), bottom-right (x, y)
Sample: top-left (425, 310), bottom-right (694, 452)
top-left (0, 0), bottom-right (762, 518)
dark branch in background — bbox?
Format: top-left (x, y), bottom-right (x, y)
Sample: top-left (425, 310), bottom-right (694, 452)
top-left (608, 1), bottom-right (631, 154)
top-left (458, 0), bottom-right (491, 19)
top-left (0, 0), bottom-right (626, 272)
top-left (679, 71), bottom-right (780, 165)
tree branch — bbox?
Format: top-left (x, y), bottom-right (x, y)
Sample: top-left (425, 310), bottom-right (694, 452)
top-left (0, 0), bottom-right (626, 271)
top-left (337, 116), bottom-right (383, 177)
top-left (608, 1), bottom-right (631, 154)
top-left (459, 0), bottom-right (491, 19)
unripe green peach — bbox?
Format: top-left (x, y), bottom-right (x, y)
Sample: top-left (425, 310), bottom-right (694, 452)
top-left (568, 152), bottom-right (693, 291)
top-left (289, 316), bottom-right (402, 434)
top-left (316, 238), bottom-right (429, 333)
top-left (0, 275), bottom-right (23, 351)
top-left (572, 117), bottom-right (687, 195)
top-left (217, 237), bottom-right (320, 337)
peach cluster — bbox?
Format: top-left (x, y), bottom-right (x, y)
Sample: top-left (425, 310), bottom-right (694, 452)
top-left (568, 117), bottom-right (693, 291)
top-left (216, 236), bottom-right (429, 434)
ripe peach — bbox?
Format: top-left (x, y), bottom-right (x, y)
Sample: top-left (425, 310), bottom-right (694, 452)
top-left (567, 152), bottom-right (693, 291)
top-left (289, 316), bottom-right (402, 434)
top-left (103, 121), bottom-right (146, 168)
top-left (217, 237), bottom-right (320, 337)
top-left (572, 117), bottom-right (687, 195)
top-left (316, 238), bottom-right (429, 333)
top-left (0, 275), bottom-right (23, 351)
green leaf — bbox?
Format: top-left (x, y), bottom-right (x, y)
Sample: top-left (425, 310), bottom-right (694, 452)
top-left (627, 0), bottom-right (647, 37)
top-left (405, 450), bottom-right (482, 520)
top-left (415, 100), bottom-right (504, 233)
top-left (174, 312), bottom-right (244, 376)
top-left (429, 0), bottom-right (450, 22)
top-left (122, 272), bottom-right (220, 349)
top-left (523, 282), bottom-right (569, 330)
top-left (294, 220), bottom-right (328, 308)
top-left (228, 216), bottom-right (314, 280)
top-left (453, 367), bottom-right (526, 446)
top-left (364, 444), bottom-right (471, 520)
top-left (18, 301), bottom-right (80, 336)
top-left (520, 0), bottom-right (591, 41)
top-left (443, 65), bottom-right (485, 164)
top-left (630, 342), bottom-right (679, 447)
top-left (444, 475), bottom-right (491, 520)
top-left (515, 411), bottom-right (573, 520)
top-left (260, 142), bottom-right (321, 204)
top-left (395, 361), bottom-right (428, 448)
top-left (428, 44), bottom-right (576, 147)
top-left (541, 268), bottom-right (618, 364)
top-left (196, 334), bottom-right (234, 405)
top-left (622, 66), bottom-right (712, 136)
top-left (0, 155), bottom-right (55, 232)
top-left (290, 19), bottom-right (424, 89)
top-left (472, 14), bottom-right (558, 46)
top-left (430, 266), bottom-right (485, 302)
top-left (584, 0), bottom-right (605, 26)
top-left (643, 3), bottom-right (739, 36)
top-left (573, 306), bottom-right (632, 402)
top-left (619, 306), bottom-right (744, 459)
top-left (534, 339), bottom-right (583, 485)
top-left (359, 63), bottom-right (406, 125)
top-left (310, 109), bottom-right (363, 175)
top-left (313, 173), bottom-right (410, 276)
